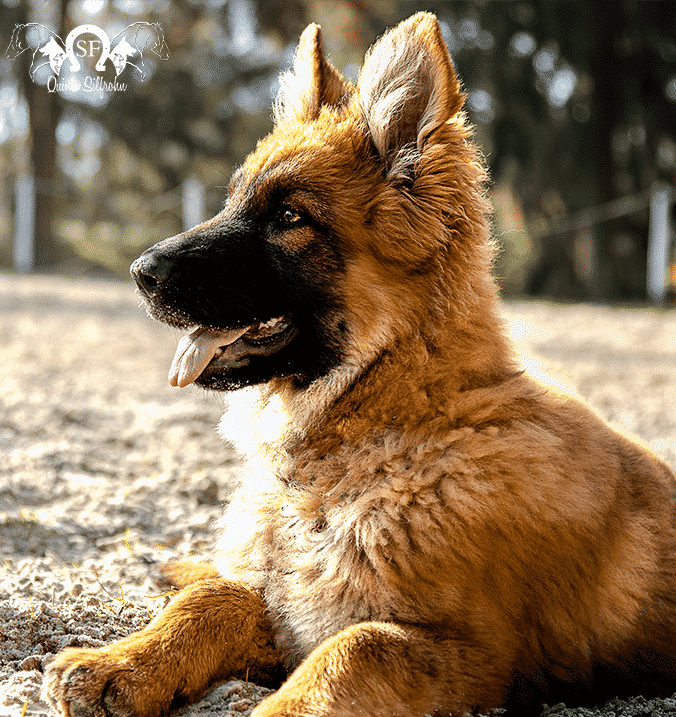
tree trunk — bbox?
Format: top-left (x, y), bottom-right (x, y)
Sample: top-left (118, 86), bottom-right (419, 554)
top-left (22, 0), bottom-right (68, 269)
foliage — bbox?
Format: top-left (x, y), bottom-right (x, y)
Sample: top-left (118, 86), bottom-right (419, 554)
top-left (1, 0), bottom-right (675, 298)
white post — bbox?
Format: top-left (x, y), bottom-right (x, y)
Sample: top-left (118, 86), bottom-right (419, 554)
top-left (182, 175), bottom-right (206, 232)
top-left (14, 174), bottom-right (35, 273)
top-left (647, 182), bottom-right (673, 303)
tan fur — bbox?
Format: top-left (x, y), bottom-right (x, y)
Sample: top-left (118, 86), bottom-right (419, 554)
top-left (45, 13), bottom-right (676, 717)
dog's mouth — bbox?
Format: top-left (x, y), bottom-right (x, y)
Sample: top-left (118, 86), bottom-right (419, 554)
top-left (168, 315), bottom-right (296, 388)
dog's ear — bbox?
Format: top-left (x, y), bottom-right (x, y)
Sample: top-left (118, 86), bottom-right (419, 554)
top-left (274, 23), bottom-right (350, 123)
top-left (358, 12), bottom-right (464, 163)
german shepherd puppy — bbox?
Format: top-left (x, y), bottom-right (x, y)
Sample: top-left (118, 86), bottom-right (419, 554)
top-left (46, 12), bottom-right (676, 717)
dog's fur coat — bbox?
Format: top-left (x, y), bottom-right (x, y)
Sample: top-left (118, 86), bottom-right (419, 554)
top-left (45, 13), bottom-right (676, 717)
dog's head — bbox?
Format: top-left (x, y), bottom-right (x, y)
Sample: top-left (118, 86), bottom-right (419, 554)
top-left (131, 12), bottom-right (492, 391)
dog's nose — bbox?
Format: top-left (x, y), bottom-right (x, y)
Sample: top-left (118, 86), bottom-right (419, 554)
top-left (130, 253), bottom-right (173, 294)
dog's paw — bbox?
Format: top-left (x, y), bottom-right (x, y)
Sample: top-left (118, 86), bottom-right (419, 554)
top-left (44, 646), bottom-right (173, 717)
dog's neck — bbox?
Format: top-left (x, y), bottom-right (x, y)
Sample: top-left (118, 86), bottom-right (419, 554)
top-left (218, 358), bottom-right (365, 468)
top-left (219, 294), bottom-right (519, 487)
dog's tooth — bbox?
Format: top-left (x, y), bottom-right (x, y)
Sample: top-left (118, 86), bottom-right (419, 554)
top-left (261, 316), bottom-right (282, 329)
top-left (168, 326), bottom-right (249, 388)
top-left (247, 315), bottom-right (289, 338)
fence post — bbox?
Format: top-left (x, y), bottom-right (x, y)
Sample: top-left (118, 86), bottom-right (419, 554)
top-left (647, 182), bottom-right (673, 303)
top-left (14, 174), bottom-right (35, 273)
top-left (182, 175), bottom-right (206, 232)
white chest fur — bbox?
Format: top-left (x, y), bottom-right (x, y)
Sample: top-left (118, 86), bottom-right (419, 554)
top-left (212, 380), bottom-right (448, 667)
top-left (214, 477), bottom-right (402, 668)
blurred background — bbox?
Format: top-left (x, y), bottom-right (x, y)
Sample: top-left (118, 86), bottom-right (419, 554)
top-left (1, 0), bottom-right (674, 302)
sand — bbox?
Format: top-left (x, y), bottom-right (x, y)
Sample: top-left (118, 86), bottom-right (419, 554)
top-left (2, 272), bottom-right (676, 716)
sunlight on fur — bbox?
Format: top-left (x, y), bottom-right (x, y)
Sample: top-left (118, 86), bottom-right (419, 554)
top-left (46, 13), bottom-right (676, 717)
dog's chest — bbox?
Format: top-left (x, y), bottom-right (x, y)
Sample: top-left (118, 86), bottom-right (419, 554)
top-left (217, 484), bottom-right (401, 668)
top-left (270, 502), bottom-right (402, 666)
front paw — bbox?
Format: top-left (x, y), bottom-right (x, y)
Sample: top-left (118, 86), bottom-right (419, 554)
top-left (44, 645), bottom-right (174, 717)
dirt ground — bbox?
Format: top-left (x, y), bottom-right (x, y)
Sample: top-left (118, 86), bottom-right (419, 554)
top-left (2, 271), bottom-right (676, 717)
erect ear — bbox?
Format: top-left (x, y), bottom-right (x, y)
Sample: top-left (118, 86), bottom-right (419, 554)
top-left (274, 23), bottom-right (351, 124)
top-left (358, 12), bottom-right (464, 164)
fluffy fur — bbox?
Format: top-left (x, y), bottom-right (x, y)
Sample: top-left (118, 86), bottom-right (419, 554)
top-left (45, 13), bottom-right (676, 717)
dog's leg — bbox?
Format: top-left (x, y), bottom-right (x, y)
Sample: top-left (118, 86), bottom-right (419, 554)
top-left (44, 578), bottom-right (283, 717)
top-left (252, 621), bottom-right (508, 717)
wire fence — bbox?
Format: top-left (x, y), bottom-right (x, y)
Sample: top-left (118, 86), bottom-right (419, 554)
top-left (10, 174), bottom-right (676, 300)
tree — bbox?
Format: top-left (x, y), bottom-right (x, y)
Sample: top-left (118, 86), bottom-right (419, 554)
top-left (3, 0), bottom-right (68, 267)
top-left (432, 0), bottom-right (676, 299)
top-left (347, 0), bottom-right (676, 299)
top-left (4, 0), bottom-right (674, 295)
top-left (1, 0), bottom-right (307, 270)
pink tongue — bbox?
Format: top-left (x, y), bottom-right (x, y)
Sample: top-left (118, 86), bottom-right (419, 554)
top-left (168, 326), bottom-right (249, 388)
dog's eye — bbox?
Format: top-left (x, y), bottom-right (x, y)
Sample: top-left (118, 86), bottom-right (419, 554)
top-left (282, 209), bottom-right (302, 225)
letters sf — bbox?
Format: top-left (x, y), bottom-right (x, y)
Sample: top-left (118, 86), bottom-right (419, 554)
top-left (40, 24), bottom-right (136, 77)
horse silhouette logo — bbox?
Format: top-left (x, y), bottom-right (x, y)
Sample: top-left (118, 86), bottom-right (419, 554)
top-left (6, 22), bottom-right (168, 82)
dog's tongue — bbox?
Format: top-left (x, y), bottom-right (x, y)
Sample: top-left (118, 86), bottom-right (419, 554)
top-left (169, 326), bottom-right (248, 388)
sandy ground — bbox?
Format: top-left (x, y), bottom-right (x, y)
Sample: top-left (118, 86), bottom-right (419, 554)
top-left (2, 271), bottom-right (676, 717)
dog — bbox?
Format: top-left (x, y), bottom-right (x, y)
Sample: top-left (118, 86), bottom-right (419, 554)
top-left (45, 12), bottom-right (676, 717)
